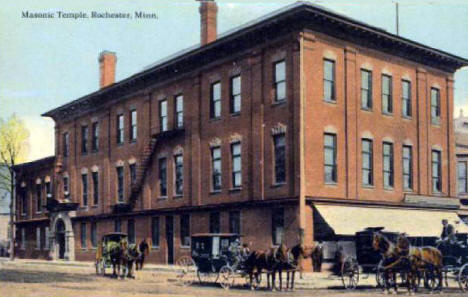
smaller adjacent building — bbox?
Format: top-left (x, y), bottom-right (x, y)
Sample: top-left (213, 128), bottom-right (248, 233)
top-left (0, 164), bottom-right (11, 256)
top-left (455, 109), bottom-right (468, 222)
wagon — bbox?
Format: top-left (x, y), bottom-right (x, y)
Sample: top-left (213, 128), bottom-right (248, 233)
top-left (175, 233), bottom-right (254, 289)
top-left (436, 233), bottom-right (468, 292)
top-left (95, 232), bottom-right (128, 275)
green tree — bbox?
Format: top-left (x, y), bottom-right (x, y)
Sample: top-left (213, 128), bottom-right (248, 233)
top-left (0, 114), bottom-right (29, 260)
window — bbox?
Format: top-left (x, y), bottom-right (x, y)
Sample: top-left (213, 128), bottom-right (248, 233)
top-left (117, 114), bottom-right (124, 144)
top-left (114, 219), bottom-right (121, 232)
top-left (21, 189), bottom-right (27, 215)
top-left (116, 167), bottom-right (124, 203)
top-left (402, 80), bottom-right (411, 117)
top-left (209, 212), bottom-right (220, 233)
top-left (180, 214), bottom-right (190, 247)
top-left (175, 94), bottom-right (184, 128)
top-left (432, 150), bottom-right (442, 193)
top-left (382, 74), bottom-right (393, 114)
top-left (362, 139), bottom-right (373, 186)
top-left (229, 211), bottom-right (240, 234)
top-left (36, 227), bottom-right (41, 250)
top-left (81, 125), bottom-right (88, 154)
top-left (151, 217), bottom-right (160, 247)
top-left (36, 184), bottom-right (42, 213)
top-left (230, 75), bottom-right (241, 113)
top-left (20, 228), bottom-right (25, 250)
top-left (92, 171), bottom-right (99, 205)
top-left (130, 110), bottom-right (137, 141)
top-left (431, 88), bottom-right (441, 124)
top-left (324, 133), bottom-right (337, 183)
top-left (81, 222), bottom-right (87, 248)
top-left (323, 59), bottom-right (336, 102)
top-left (383, 142), bottom-right (394, 188)
top-left (211, 147), bottom-right (222, 191)
top-left (44, 227), bottom-right (50, 250)
top-left (159, 100), bottom-right (168, 132)
top-left (91, 222), bottom-right (97, 248)
top-left (82, 174), bottom-right (88, 206)
top-left (274, 61), bottom-right (286, 102)
top-left (128, 219), bottom-right (135, 244)
top-left (159, 158), bottom-right (167, 197)
top-left (92, 122), bottom-right (99, 151)
top-left (210, 82), bottom-right (221, 119)
top-left (63, 176), bottom-right (69, 196)
top-left (174, 154), bottom-right (183, 196)
top-left (273, 134), bottom-right (286, 184)
top-left (63, 132), bottom-right (69, 157)
top-left (130, 163), bottom-right (136, 186)
top-left (272, 208), bottom-right (284, 245)
top-left (45, 181), bottom-right (51, 198)
top-left (231, 142), bottom-right (242, 188)
top-left (403, 146), bottom-right (413, 191)
top-left (458, 162), bottom-right (467, 194)
top-left (361, 70), bottom-right (372, 109)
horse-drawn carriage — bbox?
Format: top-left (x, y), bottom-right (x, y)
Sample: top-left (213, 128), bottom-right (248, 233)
top-left (176, 233), bottom-right (256, 289)
top-left (95, 232), bottom-right (128, 276)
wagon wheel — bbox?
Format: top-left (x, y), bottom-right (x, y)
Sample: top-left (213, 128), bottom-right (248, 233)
top-left (175, 256), bottom-right (197, 286)
top-left (458, 263), bottom-right (468, 292)
top-left (95, 258), bottom-right (106, 276)
top-left (219, 266), bottom-right (235, 290)
top-left (341, 256), bottom-right (359, 290)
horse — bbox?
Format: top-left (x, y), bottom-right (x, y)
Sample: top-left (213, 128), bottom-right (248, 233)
top-left (396, 233), bottom-right (444, 293)
top-left (272, 243), bottom-right (296, 291)
top-left (135, 239), bottom-right (150, 271)
top-left (108, 238), bottom-right (127, 279)
top-left (244, 248), bottom-right (278, 290)
top-left (287, 243), bottom-right (320, 291)
top-left (125, 243), bottom-right (141, 279)
top-left (372, 232), bottom-right (401, 294)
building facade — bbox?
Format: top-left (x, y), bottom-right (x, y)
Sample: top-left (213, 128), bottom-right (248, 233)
top-left (14, 1), bottom-right (468, 264)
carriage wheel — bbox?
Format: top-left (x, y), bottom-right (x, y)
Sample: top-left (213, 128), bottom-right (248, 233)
top-left (95, 259), bottom-right (106, 276)
top-left (219, 266), bottom-right (235, 290)
top-left (341, 257), bottom-right (359, 290)
top-left (175, 256), bottom-right (197, 286)
top-left (458, 263), bottom-right (468, 292)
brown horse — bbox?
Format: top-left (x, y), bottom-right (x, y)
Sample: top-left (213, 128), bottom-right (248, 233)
top-left (244, 247), bottom-right (280, 290)
top-left (288, 243), bottom-right (320, 290)
top-left (396, 233), bottom-right (443, 292)
top-left (372, 232), bottom-right (400, 294)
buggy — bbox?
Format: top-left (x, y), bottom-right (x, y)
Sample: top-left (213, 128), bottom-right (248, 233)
top-left (95, 232), bottom-right (128, 275)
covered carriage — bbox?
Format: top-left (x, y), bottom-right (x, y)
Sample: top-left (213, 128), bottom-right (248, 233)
top-left (95, 232), bottom-right (128, 276)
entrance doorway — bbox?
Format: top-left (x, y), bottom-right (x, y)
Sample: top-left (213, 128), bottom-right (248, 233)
top-left (165, 216), bottom-right (174, 264)
top-left (56, 219), bottom-right (66, 259)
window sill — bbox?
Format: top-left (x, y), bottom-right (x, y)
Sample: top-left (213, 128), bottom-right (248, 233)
top-left (229, 187), bottom-right (242, 192)
top-left (362, 185), bottom-right (374, 189)
top-left (151, 246), bottom-right (160, 250)
top-left (180, 245), bottom-right (190, 249)
top-left (210, 190), bottom-right (222, 195)
top-left (271, 182), bottom-right (286, 188)
top-left (323, 99), bottom-right (337, 105)
top-left (230, 112), bottom-right (241, 117)
top-left (384, 187), bottom-right (394, 191)
top-left (324, 182), bottom-right (338, 187)
top-left (157, 196), bottom-right (168, 201)
top-left (173, 195), bottom-right (183, 199)
top-left (382, 112), bottom-right (393, 117)
top-left (79, 206), bottom-right (89, 211)
top-left (361, 107), bottom-right (373, 112)
top-left (209, 117), bottom-right (222, 123)
top-left (403, 189), bottom-right (413, 193)
top-left (90, 247), bottom-right (97, 250)
top-left (272, 100), bottom-right (287, 107)
top-left (431, 120), bottom-right (441, 127)
top-left (402, 115), bottom-right (412, 120)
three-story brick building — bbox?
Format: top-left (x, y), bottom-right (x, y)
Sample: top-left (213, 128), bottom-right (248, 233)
top-left (14, 1), bottom-right (468, 264)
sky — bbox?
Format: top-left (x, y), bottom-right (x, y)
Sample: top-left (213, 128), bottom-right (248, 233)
top-left (1, 0), bottom-right (467, 162)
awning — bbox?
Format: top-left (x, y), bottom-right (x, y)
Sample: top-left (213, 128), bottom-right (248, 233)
top-left (314, 204), bottom-right (468, 237)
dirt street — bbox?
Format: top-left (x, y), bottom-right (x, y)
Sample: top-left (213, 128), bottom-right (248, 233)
top-left (0, 260), bottom-right (464, 297)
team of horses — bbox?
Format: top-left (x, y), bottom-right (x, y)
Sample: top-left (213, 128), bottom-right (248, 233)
top-left (372, 232), bottom-right (444, 294)
top-left (106, 238), bottom-right (149, 279)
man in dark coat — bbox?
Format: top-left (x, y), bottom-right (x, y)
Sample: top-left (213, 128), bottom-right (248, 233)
top-left (441, 219), bottom-right (456, 243)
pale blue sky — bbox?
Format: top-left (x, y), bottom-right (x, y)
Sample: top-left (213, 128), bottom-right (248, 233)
top-left (1, 0), bottom-right (467, 161)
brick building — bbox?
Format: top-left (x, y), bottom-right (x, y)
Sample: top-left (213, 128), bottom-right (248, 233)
top-left (14, 1), bottom-right (468, 264)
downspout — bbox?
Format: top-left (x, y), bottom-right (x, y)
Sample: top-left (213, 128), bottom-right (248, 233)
top-left (298, 32), bottom-right (306, 244)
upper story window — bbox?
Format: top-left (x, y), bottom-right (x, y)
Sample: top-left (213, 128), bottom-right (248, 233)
top-left (231, 142), bottom-right (242, 188)
top-left (382, 74), bottom-right (393, 114)
top-left (324, 133), bottom-right (337, 184)
top-left (230, 75), bottom-right (241, 114)
top-left (159, 157), bottom-right (167, 197)
top-left (82, 173), bottom-right (88, 206)
top-left (63, 176), bottom-right (69, 196)
top-left (274, 61), bottom-right (286, 102)
top-left (209, 212), bottom-right (220, 233)
top-left (92, 122), bottom-right (99, 151)
top-left (323, 59), bottom-right (336, 102)
top-left (382, 142), bottom-right (394, 189)
top-left (272, 208), bottom-right (284, 246)
top-left (362, 139), bottom-right (373, 187)
top-left (458, 161), bottom-right (467, 194)
top-left (81, 125), bottom-right (88, 154)
top-left (63, 132), bottom-right (69, 157)
top-left (210, 82), bottom-right (221, 119)
top-left (273, 134), bottom-right (286, 184)
top-left (361, 69), bottom-right (372, 110)
top-left (175, 94), bottom-right (184, 128)
top-left (114, 219), bottom-right (122, 232)
top-left (402, 80), bottom-right (412, 117)
top-left (36, 184), bottom-right (42, 213)
top-left (92, 171), bottom-right (99, 205)
top-left (180, 214), bottom-right (190, 247)
top-left (174, 154), bottom-right (183, 196)
top-left (45, 181), bottom-right (51, 198)
top-left (130, 110), bottom-right (137, 141)
top-left (403, 145), bottom-right (413, 191)
top-left (159, 100), bottom-right (168, 132)
top-left (129, 163), bottom-right (136, 186)
top-left (116, 166), bottom-right (124, 202)
top-left (21, 189), bottom-right (27, 215)
top-left (211, 146), bottom-right (222, 191)
top-left (117, 114), bottom-right (124, 144)
top-left (431, 88), bottom-right (441, 124)
top-left (432, 150), bottom-right (442, 193)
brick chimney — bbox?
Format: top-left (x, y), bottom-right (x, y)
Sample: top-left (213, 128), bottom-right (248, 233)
top-left (198, 0), bottom-right (218, 45)
top-left (98, 51), bottom-right (116, 88)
